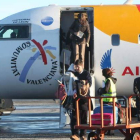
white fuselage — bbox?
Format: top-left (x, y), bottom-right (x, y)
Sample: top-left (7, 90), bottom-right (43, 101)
top-left (0, 5), bottom-right (139, 98)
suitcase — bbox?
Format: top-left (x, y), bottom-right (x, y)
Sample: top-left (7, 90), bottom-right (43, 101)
top-left (93, 104), bottom-right (118, 123)
top-left (91, 113), bottom-right (113, 125)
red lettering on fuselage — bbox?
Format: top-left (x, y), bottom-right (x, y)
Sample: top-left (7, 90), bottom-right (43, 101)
top-left (136, 66), bottom-right (139, 75)
top-left (122, 66), bottom-right (140, 76)
top-left (122, 67), bottom-right (134, 76)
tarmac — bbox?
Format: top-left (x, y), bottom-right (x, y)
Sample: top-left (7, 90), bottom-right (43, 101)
top-left (0, 99), bottom-right (125, 140)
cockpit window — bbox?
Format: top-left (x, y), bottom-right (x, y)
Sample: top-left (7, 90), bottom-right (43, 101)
top-left (0, 25), bottom-right (30, 40)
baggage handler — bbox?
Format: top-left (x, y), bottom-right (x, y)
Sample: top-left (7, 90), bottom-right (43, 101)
top-left (97, 68), bottom-right (117, 135)
top-left (97, 68), bottom-right (117, 104)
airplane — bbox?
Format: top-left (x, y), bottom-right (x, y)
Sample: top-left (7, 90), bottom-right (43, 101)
top-left (0, 0), bottom-right (139, 123)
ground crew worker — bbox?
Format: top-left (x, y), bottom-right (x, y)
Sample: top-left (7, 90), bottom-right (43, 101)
top-left (97, 68), bottom-right (117, 135)
top-left (98, 68), bottom-right (117, 104)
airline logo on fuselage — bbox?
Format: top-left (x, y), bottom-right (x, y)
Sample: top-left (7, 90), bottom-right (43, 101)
top-left (100, 49), bottom-right (112, 70)
top-left (11, 39), bottom-right (58, 85)
top-left (101, 49), bottom-right (139, 76)
top-left (41, 16), bottom-right (54, 26)
top-left (100, 49), bottom-right (115, 73)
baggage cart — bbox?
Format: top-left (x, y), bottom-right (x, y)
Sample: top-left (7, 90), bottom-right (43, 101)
top-left (75, 95), bottom-right (140, 140)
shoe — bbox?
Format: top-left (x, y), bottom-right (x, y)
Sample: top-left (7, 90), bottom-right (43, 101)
top-left (80, 136), bottom-right (86, 140)
top-left (70, 135), bottom-right (80, 140)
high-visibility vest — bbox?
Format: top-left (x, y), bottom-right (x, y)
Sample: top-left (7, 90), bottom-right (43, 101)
top-left (102, 78), bottom-right (117, 102)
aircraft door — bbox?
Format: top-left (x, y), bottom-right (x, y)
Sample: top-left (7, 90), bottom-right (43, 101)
top-left (60, 8), bottom-right (94, 73)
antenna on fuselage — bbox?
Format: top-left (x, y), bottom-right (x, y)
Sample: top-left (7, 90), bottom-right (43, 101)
top-left (124, 0), bottom-right (133, 5)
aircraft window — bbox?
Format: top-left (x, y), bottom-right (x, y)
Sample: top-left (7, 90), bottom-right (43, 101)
top-left (0, 25), bottom-right (30, 40)
top-left (3, 29), bottom-right (13, 38)
top-left (111, 34), bottom-right (120, 46)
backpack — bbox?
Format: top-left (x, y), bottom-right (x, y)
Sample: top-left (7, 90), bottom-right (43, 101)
top-left (77, 80), bottom-right (89, 96)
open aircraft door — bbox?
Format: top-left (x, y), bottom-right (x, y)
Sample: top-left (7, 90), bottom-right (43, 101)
top-left (59, 7), bottom-right (95, 128)
top-left (60, 7), bottom-right (94, 73)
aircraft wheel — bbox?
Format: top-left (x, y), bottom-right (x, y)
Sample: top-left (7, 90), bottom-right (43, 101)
top-left (133, 132), bottom-right (140, 140)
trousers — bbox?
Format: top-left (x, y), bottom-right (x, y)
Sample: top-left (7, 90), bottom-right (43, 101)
top-left (70, 109), bottom-right (87, 137)
top-left (72, 42), bottom-right (86, 67)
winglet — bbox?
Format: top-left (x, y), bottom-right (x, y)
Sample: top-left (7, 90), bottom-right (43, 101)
top-left (124, 0), bottom-right (133, 5)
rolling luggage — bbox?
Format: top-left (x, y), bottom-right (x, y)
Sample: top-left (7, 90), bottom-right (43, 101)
top-left (91, 113), bottom-right (113, 125)
top-left (93, 104), bottom-right (118, 123)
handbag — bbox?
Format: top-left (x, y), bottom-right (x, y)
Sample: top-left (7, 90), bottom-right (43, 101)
top-left (77, 80), bottom-right (89, 96)
top-left (55, 83), bottom-right (67, 105)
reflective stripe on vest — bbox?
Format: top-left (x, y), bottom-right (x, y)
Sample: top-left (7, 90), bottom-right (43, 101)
top-left (102, 78), bottom-right (117, 102)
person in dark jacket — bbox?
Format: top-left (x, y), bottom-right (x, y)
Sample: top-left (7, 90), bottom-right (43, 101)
top-left (70, 59), bottom-right (92, 140)
top-left (68, 13), bottom-right (90, 68)
top-left (133, 77), bottom-right (140, 121)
